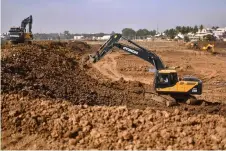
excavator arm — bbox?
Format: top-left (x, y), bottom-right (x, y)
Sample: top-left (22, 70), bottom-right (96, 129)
top-left (90, 33), bottom-right (165, 70)
top-left (21, 15), bottom-right (33, 33)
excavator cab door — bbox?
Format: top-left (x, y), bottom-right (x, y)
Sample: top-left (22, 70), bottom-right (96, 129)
top-left (155, 73), bottom-right (178, 89)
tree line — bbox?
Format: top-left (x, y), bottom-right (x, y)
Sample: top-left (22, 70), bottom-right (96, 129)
top-left (32, 25), bottom-right (221, 40)
top-left (121, 28), bottom-right (157, 39)
top-left (121, 25), bottom-right (220, 39)
top-left (33, 31), bottom-right (111, 40)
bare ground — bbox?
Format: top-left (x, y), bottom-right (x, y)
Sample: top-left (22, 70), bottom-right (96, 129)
top-left (1, 41), bottom-right (226, 150)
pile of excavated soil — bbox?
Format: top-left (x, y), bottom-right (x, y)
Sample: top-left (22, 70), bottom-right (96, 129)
top-left (1, 94), bottom-right (226, 150)
top-left (1, 41), bottom-right (226, 150)
top-left (1, 42), bottom-right (145, 107)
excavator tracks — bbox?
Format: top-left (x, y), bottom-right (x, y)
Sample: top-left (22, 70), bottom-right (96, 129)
top-left (143, 91), bottom-right (204, 107)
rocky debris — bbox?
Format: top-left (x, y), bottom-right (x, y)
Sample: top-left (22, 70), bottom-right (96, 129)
top-left (1, 41), bottom-right (145, 107)
top-left (1, 94), bottom-right (226, 150)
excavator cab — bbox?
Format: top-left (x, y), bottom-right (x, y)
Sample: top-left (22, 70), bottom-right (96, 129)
top-left (157, 71), bottom-right (178, 86)
top-left (155, 70), bottom-right (178, 89)
top-left (155, 69), bottom-right (202, 95)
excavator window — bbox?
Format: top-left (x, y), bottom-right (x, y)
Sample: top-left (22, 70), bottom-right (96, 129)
top-left (170, 73), bottom-right (178, 85)
top-left (158, 73), bottom-right (178, 87)
top-left (158, 74), bottom-right (169, 84)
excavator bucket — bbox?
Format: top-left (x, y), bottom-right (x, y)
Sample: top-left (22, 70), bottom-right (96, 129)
top-left (80, 34), bottom-right (122, 69)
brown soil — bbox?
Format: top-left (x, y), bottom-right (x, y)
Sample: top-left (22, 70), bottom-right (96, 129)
top-left (2, 94), bottom-right (226, 150)
top-left (1, 41), bottom-right (226, 150)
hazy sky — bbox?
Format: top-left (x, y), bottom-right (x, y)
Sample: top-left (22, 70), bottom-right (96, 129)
top-left (1, 0), bottom-right (226, 33)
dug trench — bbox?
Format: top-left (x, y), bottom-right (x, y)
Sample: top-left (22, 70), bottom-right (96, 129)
top-left (1, 41), bottom-right (226, 150)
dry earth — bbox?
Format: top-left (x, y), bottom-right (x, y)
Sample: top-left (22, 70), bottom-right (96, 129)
top-left (1, 40), bottom-right (226, 150)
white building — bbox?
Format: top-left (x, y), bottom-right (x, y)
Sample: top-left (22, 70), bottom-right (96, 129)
top-left (95, 35), bottom-right (111, 40)
top-left (195, 29), bottom-right (213, 37)
top-left (74, 35), bottom-right (83, 40)
top-left (187, 28), bottom-right (213, 41)
top-left (175, 32), bottom-right (184, 39)
top-left (213, 27), bottom-right (226, 39)
top-left (100, 35), bottom-right (111, 40)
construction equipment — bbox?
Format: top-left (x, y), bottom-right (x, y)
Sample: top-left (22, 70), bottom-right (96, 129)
top-left (188, 42), bottom-right (215, 54)
top-left (8, 15), bottom-right (33, 44)
top-left (84, 34), bottom-right (203, 106)
top-left (202, 44), bottom-right (215, 53)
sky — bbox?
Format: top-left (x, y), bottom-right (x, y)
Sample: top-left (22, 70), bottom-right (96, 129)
top-left (1, 0), bottom-right (226, 33)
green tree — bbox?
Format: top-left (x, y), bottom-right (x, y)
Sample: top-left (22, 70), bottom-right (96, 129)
top-left (181, 26), bottom-right (186, 34)
top-left (142, 29), bottom-right (150, 36)
top-left (176, 26), bottom-right (182, 33)
top-left (149, 30), bottom-right (157, 36)
top-left (188, 26), bottom-right (193, 33)
top-left (165, 28), bottom-right (177, 39)
top-left (193, 25), bottom-right (198, 33)
top-left (136, 29), bottom-right (145, 37)
top-left (64, 30), bottom-right (70, 35)
top-left (199, 25), bottom-right (204, 31)
top-left (122, 28), bottom-right (136, 39)
top-left (136, 29), bottom-right (150, 37)
top-left (64, 30), bottom-right (72, 39)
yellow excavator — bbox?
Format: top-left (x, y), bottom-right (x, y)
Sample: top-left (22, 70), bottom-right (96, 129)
top-left (189, 42), bottom-right (215, 54)
top-left (7, 15), bottom-right (33, 44)
top-left (202, 44), bottom-right (215, 53)
top-left (84, 34), bottom-right (203, 106)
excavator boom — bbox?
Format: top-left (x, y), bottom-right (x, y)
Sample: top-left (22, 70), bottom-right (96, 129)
top-left (21, 15), bottom-right (33, 33)
top-left (91, 34), bottom-right (165, 70)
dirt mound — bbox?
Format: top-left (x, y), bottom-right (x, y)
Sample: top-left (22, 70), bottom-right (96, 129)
top-left (68, 41), bottom-right (91, 51)
top-left (1, 44), bottom-right (145, 107)
top-left (2, 94), bottom-right (226, 150)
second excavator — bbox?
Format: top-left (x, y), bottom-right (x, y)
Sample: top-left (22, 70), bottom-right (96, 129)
top-left (8, 15), bottom-right (33, 44)
top-left (83, 34), bottom-right (203, 106)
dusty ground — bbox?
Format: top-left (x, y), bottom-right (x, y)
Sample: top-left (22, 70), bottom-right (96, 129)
top-left (1, 40), bottom-right (226, 150)
top-left (88, 41), bottom-right (226, 103)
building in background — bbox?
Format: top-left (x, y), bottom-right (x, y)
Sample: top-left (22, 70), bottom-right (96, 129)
top-left (74, 35), bottom-right (83, 40)
top-left (213, 27), bottom-right (226, 39)
top-left (100, 35), bottom-right (111, 40)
